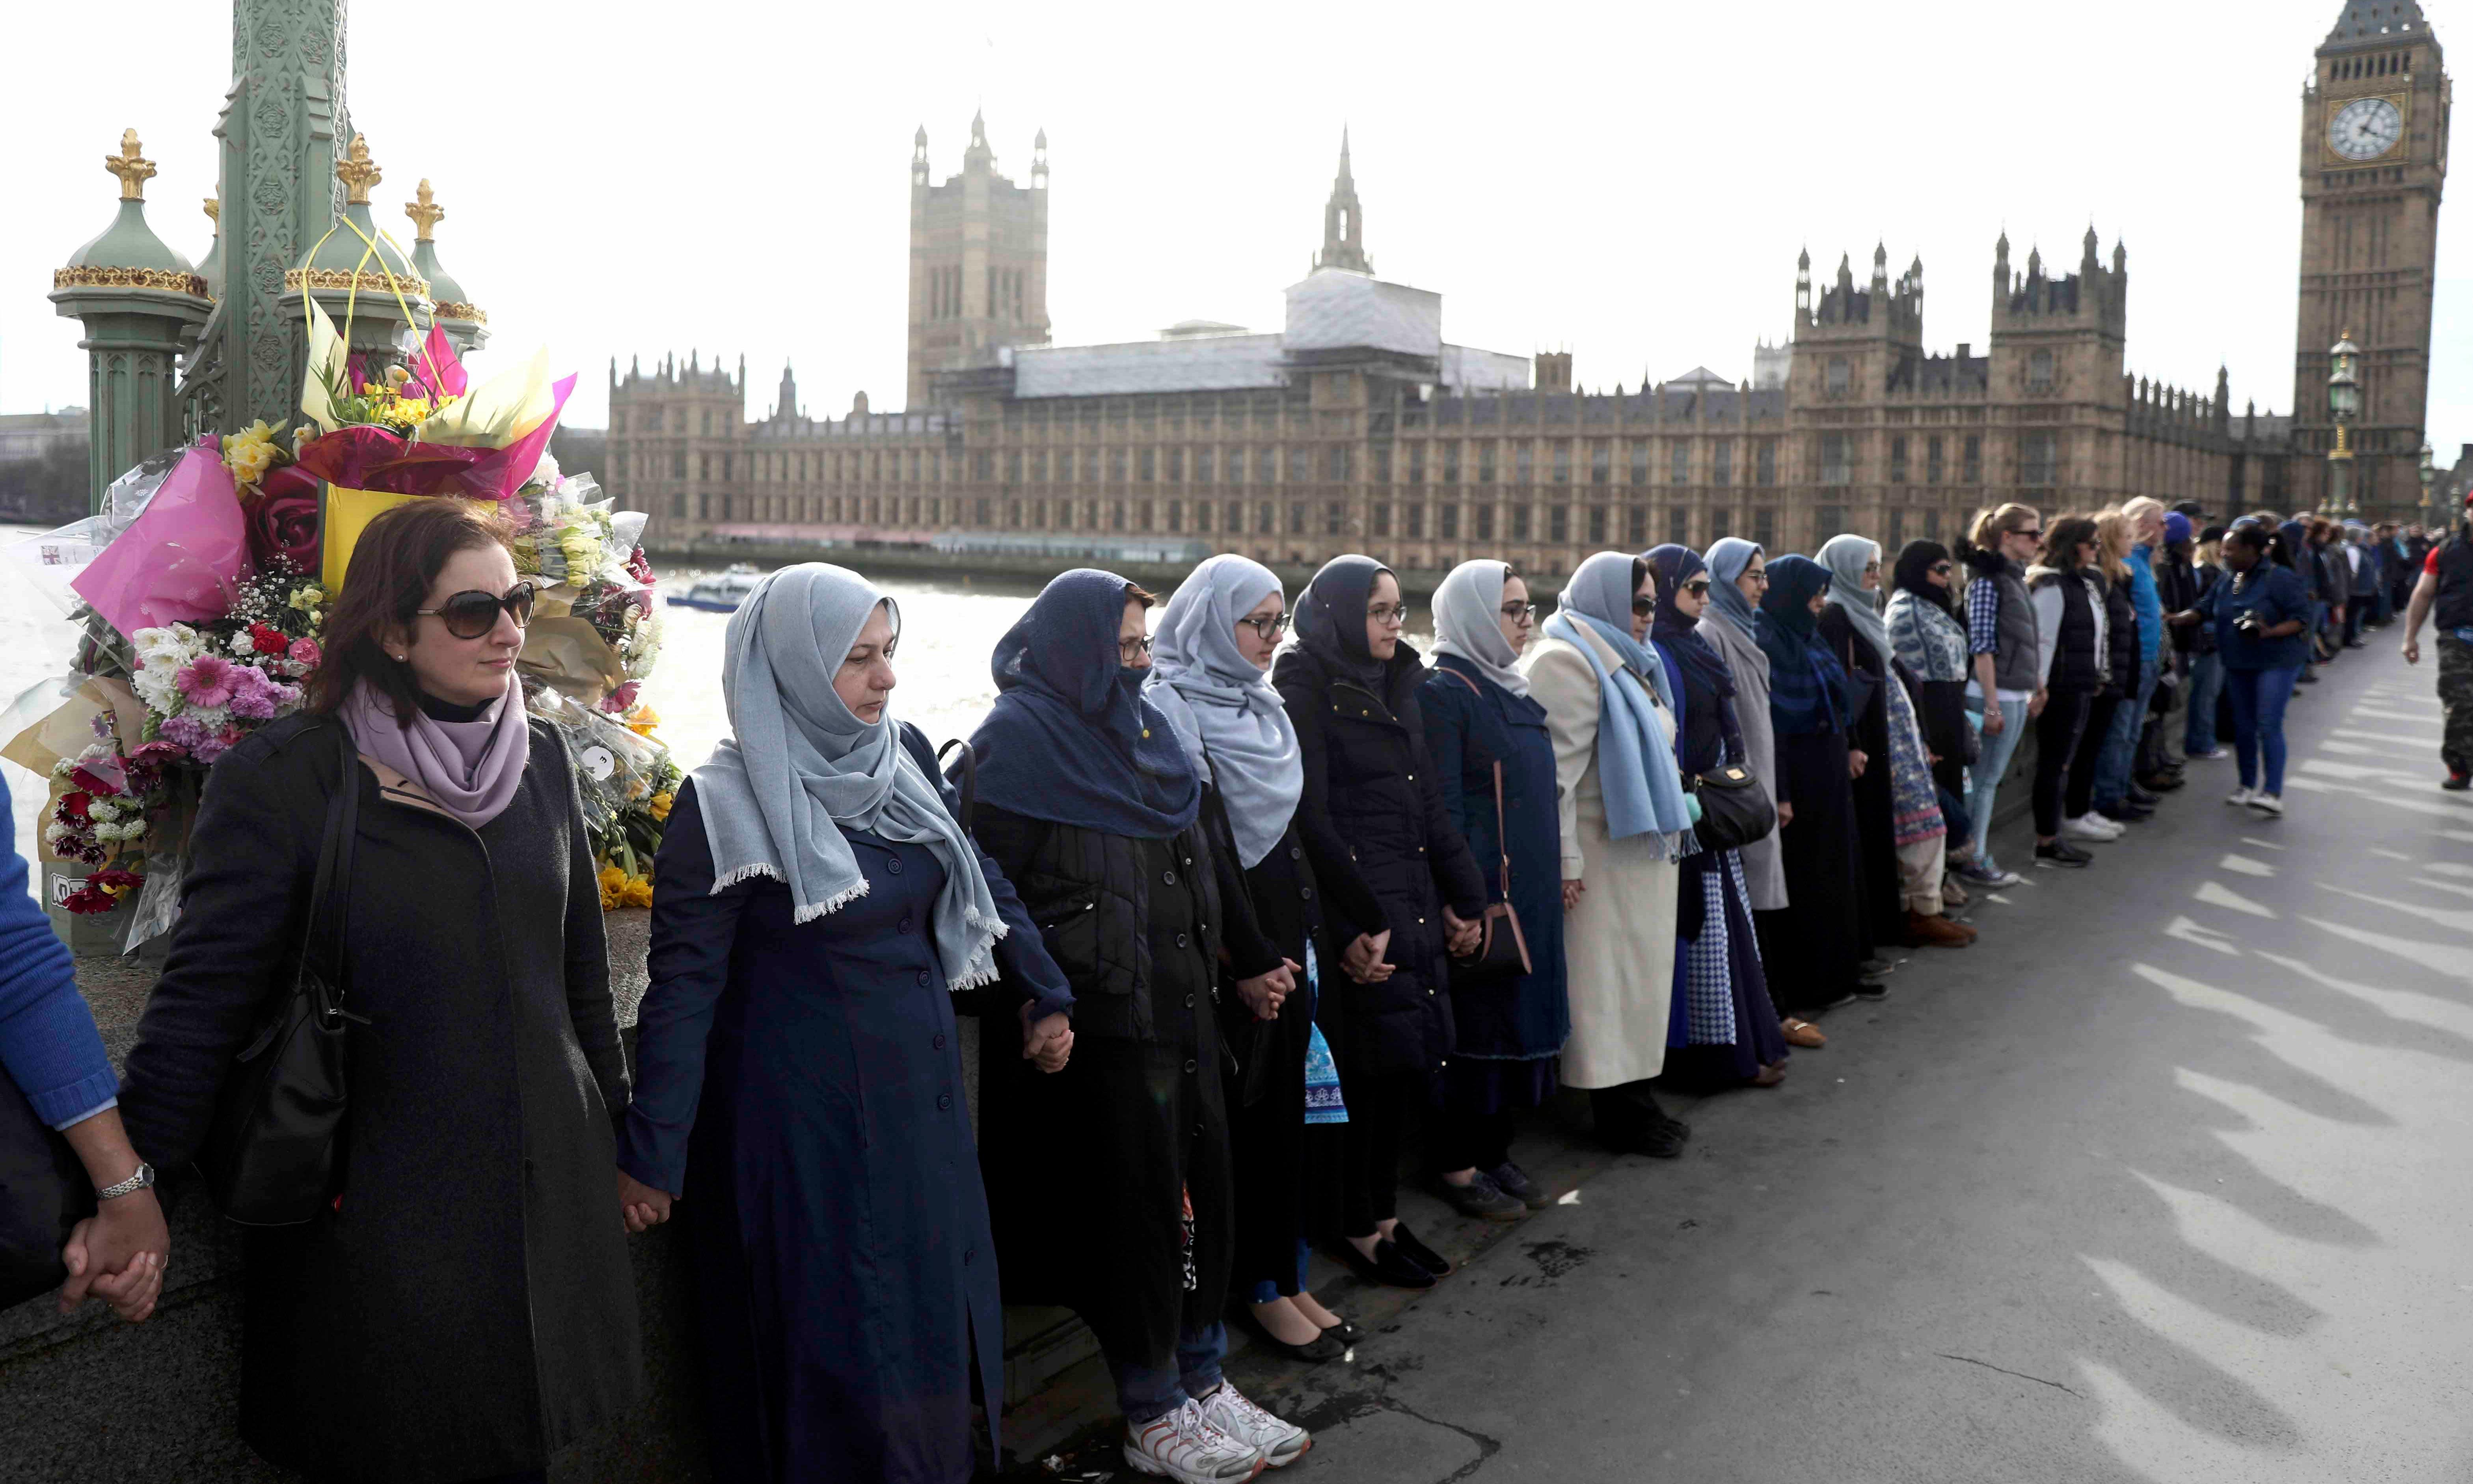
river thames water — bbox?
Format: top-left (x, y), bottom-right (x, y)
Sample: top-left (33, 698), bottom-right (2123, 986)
top-left (2, 527), bottom-right (1437, 877)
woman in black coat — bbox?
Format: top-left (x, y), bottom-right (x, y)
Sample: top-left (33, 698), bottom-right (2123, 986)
top-left (1813, 553), bottom-right (1898, 958)
top-left (617, 565), bottom-right (1075, 1484)
top-left (1274, 556), bottom-right (1488, 1290)
top-left (969, 569), bottom-right (1311, 1476)
top-left (119, 499), bottom-right (640, 1484)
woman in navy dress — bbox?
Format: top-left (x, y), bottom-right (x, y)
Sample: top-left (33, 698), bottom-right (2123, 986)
top-left (617, 564), bottom-right (1076, 1484)
top-left (1418, 559), bottom-right (1568, 1214)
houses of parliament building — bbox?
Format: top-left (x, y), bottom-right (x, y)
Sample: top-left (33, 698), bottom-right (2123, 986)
top-left (608, 3), bottom-right (2448, 575)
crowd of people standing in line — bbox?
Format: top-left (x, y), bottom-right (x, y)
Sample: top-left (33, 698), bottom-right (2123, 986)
top-left (7, 487), bottom-right (2453, 1484)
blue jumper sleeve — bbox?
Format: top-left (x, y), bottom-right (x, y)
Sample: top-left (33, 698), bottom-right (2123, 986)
top-left (0, 769), bottom-right (118, 1129)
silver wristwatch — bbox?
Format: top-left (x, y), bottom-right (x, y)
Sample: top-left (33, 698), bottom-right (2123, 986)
top-left (96, 1162), bottom-right (155, 1201)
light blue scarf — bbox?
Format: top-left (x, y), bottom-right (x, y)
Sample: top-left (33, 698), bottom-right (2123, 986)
top-left (1547, 551), bottom-right (1698, 858)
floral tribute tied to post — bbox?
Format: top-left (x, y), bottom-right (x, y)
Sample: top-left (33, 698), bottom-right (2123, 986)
top-left (3, 303), bottom-right (678, 949)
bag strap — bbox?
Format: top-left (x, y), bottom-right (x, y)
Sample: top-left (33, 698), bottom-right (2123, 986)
top-left (304, 722), bottom-right (361, 998)
top-left (936, 737), bottom-right (978, 835)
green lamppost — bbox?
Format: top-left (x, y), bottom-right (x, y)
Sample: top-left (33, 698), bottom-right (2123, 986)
top-left (2326, 331), bottom-right (2361, 519)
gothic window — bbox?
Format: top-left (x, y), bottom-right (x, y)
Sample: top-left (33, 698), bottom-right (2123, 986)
top-left (1406, 502), bottom-right (1426, 538)
top-left (670, 492), bottom-right (685, 517)
top-left (1511, 504), bottom-right (1532, 541)
top-left (697, 492), bottom-right (710, 519)
top-left (1630, 442), bottom-right (1650, 486)
top-left (1668, 507), bottom-right (1690, 546)
top-left (1372, 447), bottom-right (1391, 483)
top-left (1927, 436), bottom-right (1945, 486)
top-left (1590, 442), bottom-right (1610, 485)
top-left (1819, 433), bottom-right (1852, 486)
top-left (1814, 505), bottom-right (1845, 543)
top-left (974, 452), bottom-right (994, 481)
top-left (1587, 505), bottom-right (1608, 543)
top-left (1444, 444), bottom-right (1462, 484)
top-left (1326, 446), bottom-right (1350, 483)
top-left (1139, 449), bottom-right (1155, 482)
top-left (1005, 452), bottom-right (1020, 483)
top-left (1441, 502), bottom-right (1462, 539)
top-left (1670, 440), bottom-right (1691, 485)
top-left (1888, 509), bottom-right (1906, 548)
top-left (1890, 436), bottom-right (1909, 485)
top-left (1138, 501), bottom-right (1154, 531)
top-left (1475, 503), bottom-right (1496, 541)
top-left (1287, 503), bottom-right (1306, 535)
top-left (1553, 443), bottom-right (1572, 484)
top-left (1753, 508), bottom-right (1776, 549)
top-left (1826, 357), bottom-right (1851, 395)
top-left (1756, 439), bottom-right (1778, 486)
top-left (1713, 440), bottom-right (1734, 487)
top-left (1963, 435), bottom-right (1984, 484)
top-left (1924, 508), bottom-right (1941, 541)
top-left (1325, 500), bottom-right (1345, 536)
top-left (1627, 505), bottom-right (1649, 546)
top-left (1112, 501), bottom-right (1128, 531)
top-left (1480, 443), bottom-right (1497, 483)
top-left (700, 454), bottom-right (711, 481)
top-left (671, 452), bottom-right (687, 479)
top-left (1373, 502), bottom-right (1392, 537)
top-left (1409, 444), bottom-right (1426, 484)
top-left (1167, 501), bottom-right (1183, 533)
top-left (1548, 505), bottom-right (1569, 543)
top-left (1226, 500), bottom-right (1244, 532)
top-left (672, 409), bottom-right (684, 432)
top-left (1195, 501), bottom-right (1212, 533)
top-left (701, 410), bottom-right (712, 436)
top-left (2028, 350), bottom-right (2055, 395)
top-left (1085, 450), bottom-right (1102, 481)
top-left (1112, 450), bottom-right (1129, 482)
top-left (1196, 449), bottom-right (1213, 483)
top-left (1711, 509), bottom-right (1732, 541)
top-left (1258, 502), bottom-right (1275, 533)
top-left (1516, 444), bottom-right (1534, 484)
top-left (2021, 432), bottom-right (2058, 487)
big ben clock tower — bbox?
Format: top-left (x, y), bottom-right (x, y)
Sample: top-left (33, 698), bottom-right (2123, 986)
top-left (2295, 2), bottom-right (2450, 517)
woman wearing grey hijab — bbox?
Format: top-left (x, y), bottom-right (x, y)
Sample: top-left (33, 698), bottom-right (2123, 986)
top-left (620, 564), bottom-right (1076, 1484)
top-left (1419, 560), bottom-right (1569, 1218)
top-left (1147, 555), bottom-right (1363, 1363)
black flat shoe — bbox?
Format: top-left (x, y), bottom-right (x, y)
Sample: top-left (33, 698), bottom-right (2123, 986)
top-left (1332, 1238), bottom-right (1436, 1290)
top-left (1320, 1317), bottom-right (1368, 1344)
top-left (1238, 1309), bottom-right (1347, 1364)
top-left (1387, 1222), bottom-right (1453, 1278)
top-left (1609, 1124), bottom-right (1686, 1159)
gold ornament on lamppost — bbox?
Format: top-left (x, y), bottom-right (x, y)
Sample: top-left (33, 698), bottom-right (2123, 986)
top-left (105, 128), bottom-right (155, 201)
top-left (2326, 331), bottom-right (2362, 519)
top-left (405, 179), bottom-right (444, 242)
top-left (335, 133), bottom-right (382, 206)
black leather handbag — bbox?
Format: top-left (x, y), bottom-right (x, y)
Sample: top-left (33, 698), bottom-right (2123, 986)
top-left (0, 1064), bottom-right (93, 1309)
top-left (1437, 671), bottom-right (1533, 981)
top-left (199, 724), bottom-right (363, 1226)
top-left (1687, 761), bottom-right (1777, 854)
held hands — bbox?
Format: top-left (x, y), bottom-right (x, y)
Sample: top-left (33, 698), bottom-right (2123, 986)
top-left (1342, 931), bottom-right (1395, 983)
top-left (1562, 878), bottom-right (1586, 911)
top-left (1236, 959), bottom-right (1301, 1021)
top-left (2028, 688), bottom-right (2049, 720)
top-left (1775, 802), bottom-right (1795, 830)
top-left (1848, 749), bottom-right (1870, 780)
top-left (1983, 705), bottom-right (2005, 737)
top-left (57, 1188), bottom-right (169, 1323)
top-left (1020, 1003), bottom-right (1075, 1073)
top-left (1441, 908), bottom-right (1482, 957)
top-left (617, 1169), bottom-right (673, 1233)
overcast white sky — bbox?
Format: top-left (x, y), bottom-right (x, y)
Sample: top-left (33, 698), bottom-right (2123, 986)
top-left (9, 0), bottom-right (2473, 459)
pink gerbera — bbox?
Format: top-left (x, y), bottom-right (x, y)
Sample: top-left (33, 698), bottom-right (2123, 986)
top-left (176, 653), bottom-right (240, 708)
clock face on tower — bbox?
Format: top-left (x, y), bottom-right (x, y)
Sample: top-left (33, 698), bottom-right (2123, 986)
top-left (2328, 96), bottom-right (2405, 162)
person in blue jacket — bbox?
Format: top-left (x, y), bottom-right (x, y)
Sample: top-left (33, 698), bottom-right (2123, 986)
top-left (2172, 524), bottom-right (2312, 817)
top-left (0, 768), bottom-right (167, 1322)
top-left (618, 564), bottom-right (1076, 1484)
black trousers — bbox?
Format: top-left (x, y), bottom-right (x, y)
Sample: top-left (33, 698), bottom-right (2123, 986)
top-left (2065, 693), bottom-right (2120, 820)
top-left (1338, 1069), bottom-right (1423, 1236)
top-left (1590, 1082), bottom-right (1669, 1146)
top-left (2033, 690), bottom-right (2093, 837)
top-left (1433, 1107), bottom-right (1516, 1174)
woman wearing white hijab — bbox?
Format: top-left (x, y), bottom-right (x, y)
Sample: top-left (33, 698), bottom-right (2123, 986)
top-left (1417, 560), bottom-right (1569, 1217)
top-left (1147, 555), bottom-right (1364, 1365)
top-left (619, 564), bottom-right (1076, 1484)
top-left (1523, 551), bottom-right (1697, 1158)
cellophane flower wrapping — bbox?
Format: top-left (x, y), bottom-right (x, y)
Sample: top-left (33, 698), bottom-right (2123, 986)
top-left (70, 441), bottom-right (258, 642)
top-left (525, 685), bottom-right (679, 909)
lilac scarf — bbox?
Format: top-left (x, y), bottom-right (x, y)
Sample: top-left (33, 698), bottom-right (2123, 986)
top-left (340, 677), bottom-right (531, 829)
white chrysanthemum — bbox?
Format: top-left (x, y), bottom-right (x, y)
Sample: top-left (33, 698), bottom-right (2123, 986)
top-left (86, 798), bottom-right (118, 823)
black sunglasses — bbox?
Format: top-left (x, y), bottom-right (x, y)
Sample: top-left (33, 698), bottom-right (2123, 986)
top-left (1930, 561), bottom-right (1954, 575)
top-left (1631, 596), bottom-right (1655, 616)
top-left (417, 581), bottom-right (536, 640)
top-left (1681, 578), bottom-right (1712, 596)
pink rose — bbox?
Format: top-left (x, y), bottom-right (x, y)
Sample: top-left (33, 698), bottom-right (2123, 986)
top-left (247, 466), bottom-right (324, 573)
top-left (289, 637), bottom-right (322, 668)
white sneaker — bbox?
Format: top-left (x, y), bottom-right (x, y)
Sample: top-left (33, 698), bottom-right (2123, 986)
top-left (2248, 793), bottom-right (2285, 817)
top-left (2062, 815), bottom-right (2123, 842)
top-left (1126, 1399), bottom-right (1265, 1483)
top-left (1197, 1384), bottom-right (1311, 1469)
top-left (2225, 786), bottom-right (2255, 807)
top-left (2088, 811), bottom-right (2127, 830)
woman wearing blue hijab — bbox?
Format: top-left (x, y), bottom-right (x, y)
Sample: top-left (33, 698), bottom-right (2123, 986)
top-left (1753, 556), bottom-right (1877, 1016)
top-left (969, 569), bottom-right (1310, 1476)
top-left (1524, 551), bottom-right (1696, 1157)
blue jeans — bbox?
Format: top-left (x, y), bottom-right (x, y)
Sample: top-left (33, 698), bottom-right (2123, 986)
top-left (2183, 651), bottom-right (2225, 755)
top-left (2091, 663), bottom-right (2160, 812)
top-left (2224, 665), bottom-right (2302, 795)
top-left (1110, 1322), bottom-right (1228, 1424)
top-left (1249, 1239), bottom-right (1313, 1306)
top-left (1965, 695), bottom-right (2029, 871)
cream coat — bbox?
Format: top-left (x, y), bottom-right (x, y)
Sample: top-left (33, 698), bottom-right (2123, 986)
top-left (1521, 622), bottom-right (1680, 1090)
top-left (1698, 613), bottom-right (1786, 911)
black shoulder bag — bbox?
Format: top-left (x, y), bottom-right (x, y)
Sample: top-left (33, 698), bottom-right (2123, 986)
top-left (199, 723), bottom-right (364, 1226)
top-left (1435, 670), bottom-right (1533, 981)
top-left (1686, 761), bottom-right (1776, 854)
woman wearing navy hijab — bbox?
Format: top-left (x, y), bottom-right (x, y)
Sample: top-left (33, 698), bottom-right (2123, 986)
top-left (968, 569), bottom-right (1311, 1479)
top-left (1753, 557), bottom-right (1875, 1015)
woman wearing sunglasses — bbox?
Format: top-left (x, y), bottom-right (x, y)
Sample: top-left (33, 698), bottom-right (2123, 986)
top-left (1955, 504), bottom-right (2046, 889)
top-left (1145, 555), bottom-right (1363, 1365)
top-left (1276, 555), bottom-right (1488, 1291)
top-left (1525, 552), bottom-right (1697, 1156)
top-left (1645, 545), bottom-right (1792, 1092)
top-left (619, 563), bottom-right (1078, 1484)
top-left (1417, 560), bottom-right (1569, 1218)
top-left (117, 498), bottom-right (642, 1484)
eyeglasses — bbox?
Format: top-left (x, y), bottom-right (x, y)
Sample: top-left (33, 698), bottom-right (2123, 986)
top-left (1367, 602), bottom-right (1413, 627)
top-left (416, 581), bottom-right (536, 640)
top-left (2014, 528), bottom-right (2044, 540)
top-left (1930, 562), bottom-right (1954, 575)
top-left (1743, 568), bottom-right (1770, 585)
top-left (1631, 597), bottom-right (1656, 616)
top-left (1681, 578), bottom-right (1712, 597)
top-left (1236, 612), bottom-right (1290, 640)
top-left (1498, 601), bottom-right (1538, 621)
top-left (1119, 635), bottom-right (1154, 661)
